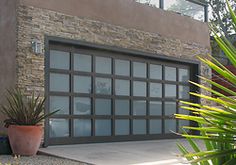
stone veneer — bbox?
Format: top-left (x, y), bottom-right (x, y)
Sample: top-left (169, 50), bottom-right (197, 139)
top-left (16, 5), bottom-right (211, 102)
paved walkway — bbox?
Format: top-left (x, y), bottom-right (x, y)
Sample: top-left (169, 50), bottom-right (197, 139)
top-left (39, 139), bottom-right (195, 165)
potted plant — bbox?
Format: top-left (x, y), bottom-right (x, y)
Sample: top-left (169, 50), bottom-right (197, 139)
top-left (0, 88), bottom-right (58, 156)
top-left (0, 132), bottom-right (12, 155)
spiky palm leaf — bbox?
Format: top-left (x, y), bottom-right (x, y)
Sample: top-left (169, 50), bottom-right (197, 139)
top-left (175, 0), bottom-right (236, 164)
top-left (1, 88), bottom-right (59, 126)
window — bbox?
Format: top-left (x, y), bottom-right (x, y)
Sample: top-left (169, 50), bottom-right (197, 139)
top-left (164, 0), bottom-right (205, 22)
top-left (135, 0), bottom-right (207, 22)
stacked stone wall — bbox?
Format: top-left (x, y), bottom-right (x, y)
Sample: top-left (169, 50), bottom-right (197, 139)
top-left (16, 5), bottom-right (210, 96)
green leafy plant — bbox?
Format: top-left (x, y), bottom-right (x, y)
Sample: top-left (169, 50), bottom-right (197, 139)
top-left (175, 0), bottom-right (236, 164)
top-left (1, 88), bottom-right (58, 127)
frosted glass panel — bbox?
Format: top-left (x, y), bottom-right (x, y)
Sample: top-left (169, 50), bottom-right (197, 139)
top-left (150, 83), bottom-right (162, 97)
top-left (74, 76), bottom-right (91, 93)
top-left (74, 97), bottom-right (91, 115)
top-left (50, 73), bottom-right (69, 92)
top-left (50, 50), bottom-right (70, 70)
top-left (179, 103), bottom-right (189, 115)
top-left (133, 100), bottom-right (146, 116)
top-left (115, 79), bottom-right (130, 96)
top-left (74, 119), bottom-right (91, 137)
top-left (133, 81), bottom-right (146, 96)
top-left (164, 102), bottom-right (176, 116)
top-left (49, 119), bottom-right (69, 137)
top-left (165, 120), bottom-right (176, 133)
top-left (95, 119), bottom-right (111, 136)
top-left (50, 96), bottom-right (69, 114)
top-left (115, 59), bottom-right (130, 76)
top-left (95, 56), bottom-right (111, 74)
top-left (74, 54), bottom-right (91, 72)
top-left (133, 119), bottom-right (146, 135)
top-left (95, 99), bottom-right (111, 115)
top-left (165, 66), bottom-right (176, 81)
top-left (165, 84), bottom-right (176, 98)
top-left (150, 119), bottom-right (162, 134)
top-left (150, 64), bottom-right (162, 80)
top-left (115, 119), bottom-right (130, 135)
top-left (179, 120), bottom-right (190, 133)
top-left (179, 85), bottom-right (190, 99)
top-left (115, 100), bottom-right (130, 115)
top-left (95, 78), bottom-right (112, 95)
top-left (149, 101), bottom-right (162, 116)
top-left (179, 120), bottom-right (190, 128)
top-left (133, 62), bottom-right (146, 78)
top-left (179, 68), bottom-right (189, 82)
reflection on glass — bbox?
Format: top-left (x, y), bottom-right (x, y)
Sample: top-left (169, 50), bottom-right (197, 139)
top-left (133, 119), bottom-right (146, 135)
top-left (74, 54), bottom-right (92, 72)
top-left (133, 81), bottom-right (146, 96)
top-left (115, 79), bottom-right (130, 96)
top-left (135, 0), bottom-right (160, 8)
top-left (179, 85), bottom-right (190, 99)
top-left (150, 83), bottom-right (162, 97)
top-left (165, 119), bottom-right (176, 133)
top-left (115, 119), bottom-right (130, 135)
top-left (95, 119), bottom-right (111, 136)
top-left (50, 96), bottom-right (69, 114)
top-left (74, 76), bottom-right (91, 93)
top-left (50, 73), bottom-right (69, 92)
top-left (95, 56), bottom-right (111, 74)
top-left (150, 119), bottom-right (162, 134)
top-left (95, 99), bottom-right (111, 115)
top-left (150, 64), bottom-right (162, 80)
top-left (149, 101), bottom-right (162, 116)
top-left (49, 119), bottom-right (69, 137)
top-left (165, 84), bottom-right (176, 98)
top-left (164, 0), bottom-right (205, 22)
top-left (115, 59), bottom-right (130, 76)
top-left (74, 119), bottom-right (91, 137)
top-left (115, 100), bottom-right (130, 115)
top-left (165, 66), bottom-right (176, 81)
top-left (133, 100), bottom-right (146, 116)
top-left (164, 102), bottom-right (176, 116)
top-left (50, 50), bottom-right (70, 70)
top-left (133, 62), bottom-right (146, 78)
top-left (179, 68), bottom-right (189, 82)
top-left (95, 78), bottom-right (112, 95)
top-left (74, 97), bottom-right (91, 115)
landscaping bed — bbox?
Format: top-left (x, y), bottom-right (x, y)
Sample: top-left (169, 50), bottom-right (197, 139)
top-left (0, 155), bottom-right (89, 165)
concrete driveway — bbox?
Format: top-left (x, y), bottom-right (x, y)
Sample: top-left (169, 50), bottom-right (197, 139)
top-left (39, 139), bottom-right (196, 165)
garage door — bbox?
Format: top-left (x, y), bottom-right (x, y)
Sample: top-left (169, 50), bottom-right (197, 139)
top-left (44, 41), bottom-right (197, 146)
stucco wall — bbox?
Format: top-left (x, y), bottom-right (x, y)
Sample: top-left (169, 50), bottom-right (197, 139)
top-left (19, 0), bottom-right (210, 47)
top-left (0, 0), bottom-right (17, 132)
top-left (16, 4), bottom-right (211, 99)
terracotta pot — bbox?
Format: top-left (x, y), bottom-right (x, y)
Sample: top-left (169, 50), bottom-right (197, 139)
top-left (8, 125), bottom-right (43, 156)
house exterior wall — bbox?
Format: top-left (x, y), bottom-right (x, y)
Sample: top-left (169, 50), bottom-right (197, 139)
top-left (0, 0), bottom-right (17, 132)
top-left (0, 0), bottom-right (211, 139)
top-left (0, 0), bottom-right (211, 136)
top-left (16, 3), bottom-right (210, 97)
top-left (19, 0), bottom-right (210, 47)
